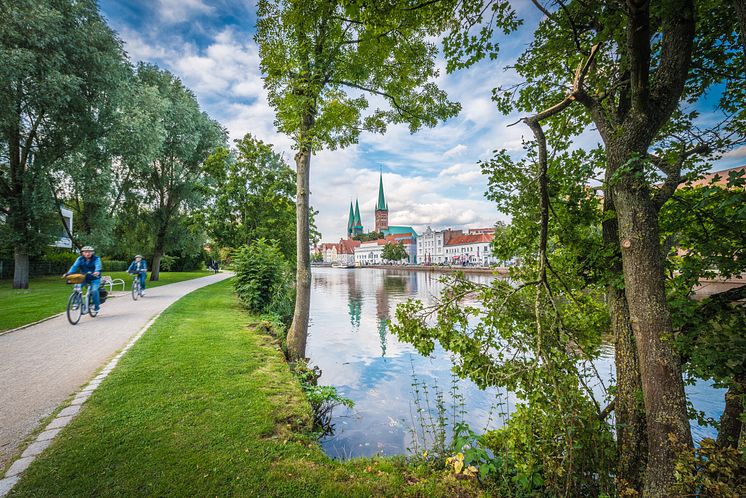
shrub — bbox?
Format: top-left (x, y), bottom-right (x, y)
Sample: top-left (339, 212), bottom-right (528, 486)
top-left (233, 239), bottom-right (294, 324)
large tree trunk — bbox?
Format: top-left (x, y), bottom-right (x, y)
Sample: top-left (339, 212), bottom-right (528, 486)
top-left (604, 189), bottom-right (647, 493)
top-left (613, 170), bottom-right (692, 496)
top-left (609, 286), bottom-right (648, 492)
top-left (717, 378), bottom-right (744, 448)
top-left (13, 247), bottom-right (30, 289)
top-left (150, 249), bottom-right (163, 282)
top-left (286, 114), bottom-right (313, 361)
top-left (287, 145), bottom-right (312, 360)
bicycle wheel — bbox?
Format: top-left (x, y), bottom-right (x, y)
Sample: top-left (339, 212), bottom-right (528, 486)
top-left (132, 279), bottom-right (139, 301)
top-left (67, 292), bottom-right (83, 325)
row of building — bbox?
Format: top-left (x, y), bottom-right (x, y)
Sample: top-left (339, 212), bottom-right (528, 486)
top-left (315, 173), bottom-right (502, 267)
top-left (316, 226), bottom-right (500, 266)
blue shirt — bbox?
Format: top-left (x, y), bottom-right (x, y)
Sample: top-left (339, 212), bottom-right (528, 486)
top-left (127, 260), bottom-right (148, 273)
top-left (68, 255), bottom-right (102, 278)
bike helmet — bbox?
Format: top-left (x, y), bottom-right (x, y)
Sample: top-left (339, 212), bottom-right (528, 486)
top-left (81, 246), bottom-right (94, 253)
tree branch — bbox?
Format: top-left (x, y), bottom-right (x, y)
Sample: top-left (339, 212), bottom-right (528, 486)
top-left (651, 143), bottom-right (712, 209)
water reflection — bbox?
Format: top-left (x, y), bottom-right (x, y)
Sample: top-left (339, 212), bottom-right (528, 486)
top-left (307, 267), bottom-right (725, 459)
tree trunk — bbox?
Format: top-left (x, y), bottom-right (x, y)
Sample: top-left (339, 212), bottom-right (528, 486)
top-left (150, 249), bottom-right (162, 282)
top-left (717, 378), bottom-right (744, 448)
top-left (602, 169), bottom-right (648, 493)
top-left (613, 170), bottom-right (692, 496)
top-left (150, 222), bottom-right (168, 282)
top-left (604, 188), bottom-right (647, 493)
top-left (610, 286), bottom-right (648, 491)
top-left (13, 247), bottom-right (30, 289)
top-left (286, 114), bottom-right (313, 361)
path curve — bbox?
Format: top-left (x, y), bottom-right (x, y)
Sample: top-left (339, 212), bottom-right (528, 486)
top-left (0, 272), bottom-right (232, 468)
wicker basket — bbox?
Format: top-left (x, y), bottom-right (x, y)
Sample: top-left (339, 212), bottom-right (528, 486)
top-left (66, 273), bottom-right (86, 284)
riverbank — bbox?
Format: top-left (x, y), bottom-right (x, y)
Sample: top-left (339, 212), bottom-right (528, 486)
top-left (8, 279), bottom-right (483, 497)
top-left (314, 263), bottom-right (507, 275)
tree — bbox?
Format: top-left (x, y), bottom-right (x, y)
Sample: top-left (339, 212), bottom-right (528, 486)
top-left (204, 134), bottom-right (297, 260)
top-left (352, 231), bottom-right (383, 242)
top-left (381, 241), bottom-right (407, 262)
top-left (389, 0), bottom-right (744, 493)
top-left (0, 0), bottom-right (128, 288)
top-left (255, 0), bottom-right (460, 359)
top-left (132, 64), bottom-right (225, 281)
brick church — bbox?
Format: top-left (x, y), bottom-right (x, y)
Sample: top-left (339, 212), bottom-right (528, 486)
top-left (346, 172), bottom-right (393, 237)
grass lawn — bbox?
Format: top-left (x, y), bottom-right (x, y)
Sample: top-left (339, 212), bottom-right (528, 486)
top-left (9, 279), bottom-right (482, 497)
top-left (0, 271), bottom-right (213, 332)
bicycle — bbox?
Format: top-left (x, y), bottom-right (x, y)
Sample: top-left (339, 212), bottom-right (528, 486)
top-left (130, 270), bottom-right (146, 300)
top-left (65, 273), bottom-right (99, 325)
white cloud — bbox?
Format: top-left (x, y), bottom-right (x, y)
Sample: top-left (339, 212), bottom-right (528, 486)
top-left (444, 143), bottom-right (467, 157)
top-left (158, 0), bottom-right (214, 23)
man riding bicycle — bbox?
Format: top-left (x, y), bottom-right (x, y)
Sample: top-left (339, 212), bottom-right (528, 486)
top-left (64, 246), bottom-right (102, 312)
top-left (127, 254), bottom-right (148, 296)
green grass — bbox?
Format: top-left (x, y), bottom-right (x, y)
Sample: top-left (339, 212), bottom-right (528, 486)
top-left (9, 279), bottom-right (482, 497)
top-left (0, 271), bottom-right (213, 332)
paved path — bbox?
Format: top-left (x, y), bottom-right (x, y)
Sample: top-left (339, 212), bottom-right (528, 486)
top-left (0, 272), bottom-right (232, 468)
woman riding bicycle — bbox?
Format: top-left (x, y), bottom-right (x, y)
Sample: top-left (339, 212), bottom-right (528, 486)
top-left (127, 254), bottom-right (148, 296)
top-left (63, 246), bottom-right (102, 312)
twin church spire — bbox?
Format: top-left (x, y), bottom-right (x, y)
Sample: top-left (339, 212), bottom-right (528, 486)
top-left (347, 171), bottom-right (389, 238)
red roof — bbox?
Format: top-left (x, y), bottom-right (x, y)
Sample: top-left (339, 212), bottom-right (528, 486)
top-left (337, 238), bottom-right (361, 254)
top-left (445, 233), bottom-right (494, 246)
top-left (684, 166), bottom-right (745, 188)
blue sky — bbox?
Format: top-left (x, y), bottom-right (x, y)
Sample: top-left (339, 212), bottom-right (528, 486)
top-left (98, 0), bottom-right (744, 242)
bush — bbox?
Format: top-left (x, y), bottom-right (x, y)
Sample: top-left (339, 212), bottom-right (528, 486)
top-left (233, 239), bottom-right (294, 324)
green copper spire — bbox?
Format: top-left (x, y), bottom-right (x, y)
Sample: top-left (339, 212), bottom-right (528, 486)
top-left (347, 202), bottom-right (355, 236)
top-left (376, 171), bottom-right (388, 211)
top-left (354, 199), bottom-right (362, 226)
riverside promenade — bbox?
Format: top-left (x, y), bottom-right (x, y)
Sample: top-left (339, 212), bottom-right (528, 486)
top-left (0, 272), bottom-right (232, 472)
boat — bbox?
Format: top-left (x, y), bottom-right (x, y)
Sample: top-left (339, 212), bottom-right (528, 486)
top-left (331, 262), bottom-right (355, 269)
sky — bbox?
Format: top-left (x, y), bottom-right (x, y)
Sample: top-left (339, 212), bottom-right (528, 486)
top-left (98, 0), bottom-right (744, 243)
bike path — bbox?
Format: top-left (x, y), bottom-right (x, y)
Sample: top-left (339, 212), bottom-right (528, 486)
top-left (0, 272), bottom-right (232, 469)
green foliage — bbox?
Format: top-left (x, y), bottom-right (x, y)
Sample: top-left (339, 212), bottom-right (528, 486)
top-left (129, 63), bottom-right (225, 273)
top-left (256, 1), bottom-right (460, 152)
top-left (292, 361), bottom-right (354, 435)
top-left (352, 232), bottom-right (383, 242)
top-left (0, 0), bottom-right (128, 259)
top-left (382, 241), bottom-right (408, 262)
top-left (204, 134), bottom-right (299, 260)
top-left (158, 255), bottom-right (177, 272)
top-left (233, 239), bottom-right (294, 324)
top-left (672, 437), bottom-right (746, 497)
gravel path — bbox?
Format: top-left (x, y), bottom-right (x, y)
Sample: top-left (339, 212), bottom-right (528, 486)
top-left (0, 272), bottom-right (232, 468)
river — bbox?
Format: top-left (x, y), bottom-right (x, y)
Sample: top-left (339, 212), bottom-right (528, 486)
top-left (306, 267), bottom-right (725, 459)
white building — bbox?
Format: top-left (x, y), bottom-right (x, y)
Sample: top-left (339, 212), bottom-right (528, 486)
top-left (354, 240), bottom-right (383, 265)
top-left (416, 227), bottom-right (462, 264)
top-left (354, 233), bottom-right (417, 265)
top-left (444, 233), bottom-right (497, 266)
top-left (52, 207), bottom-right (74, 249)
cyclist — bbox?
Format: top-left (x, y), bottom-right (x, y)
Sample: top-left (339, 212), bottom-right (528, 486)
top-left (64, 245), bottom-right (102, 312)
top-left (127, 254), bottom-right (148, 296)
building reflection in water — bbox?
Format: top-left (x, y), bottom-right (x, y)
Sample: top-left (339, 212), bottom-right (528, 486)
top-left (347, 271), bottom-right (362, 330)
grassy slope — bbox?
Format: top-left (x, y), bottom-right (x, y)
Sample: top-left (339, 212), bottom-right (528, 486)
top-left (0, 271), bottom-right (212, 332)
top-left (10, 279), bottom-right (481, 497)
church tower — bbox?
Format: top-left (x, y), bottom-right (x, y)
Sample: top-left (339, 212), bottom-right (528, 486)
top-left (353, 199), bottom-right (364, 235)
top-left (347, 202), bottom-right (355, 238)
top-left (375, 172), bottom-right (389, 232)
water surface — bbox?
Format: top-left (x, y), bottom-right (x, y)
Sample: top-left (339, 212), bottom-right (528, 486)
top-left (306, 267), bottom-right (724, 459)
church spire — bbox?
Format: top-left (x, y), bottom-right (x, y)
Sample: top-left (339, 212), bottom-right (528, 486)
top-left (376, 170), bottom-right (387, 211)
top-left (347, 202), bottom-right (355, 237)
top-left (354, 199), bottom-right (362, 226)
